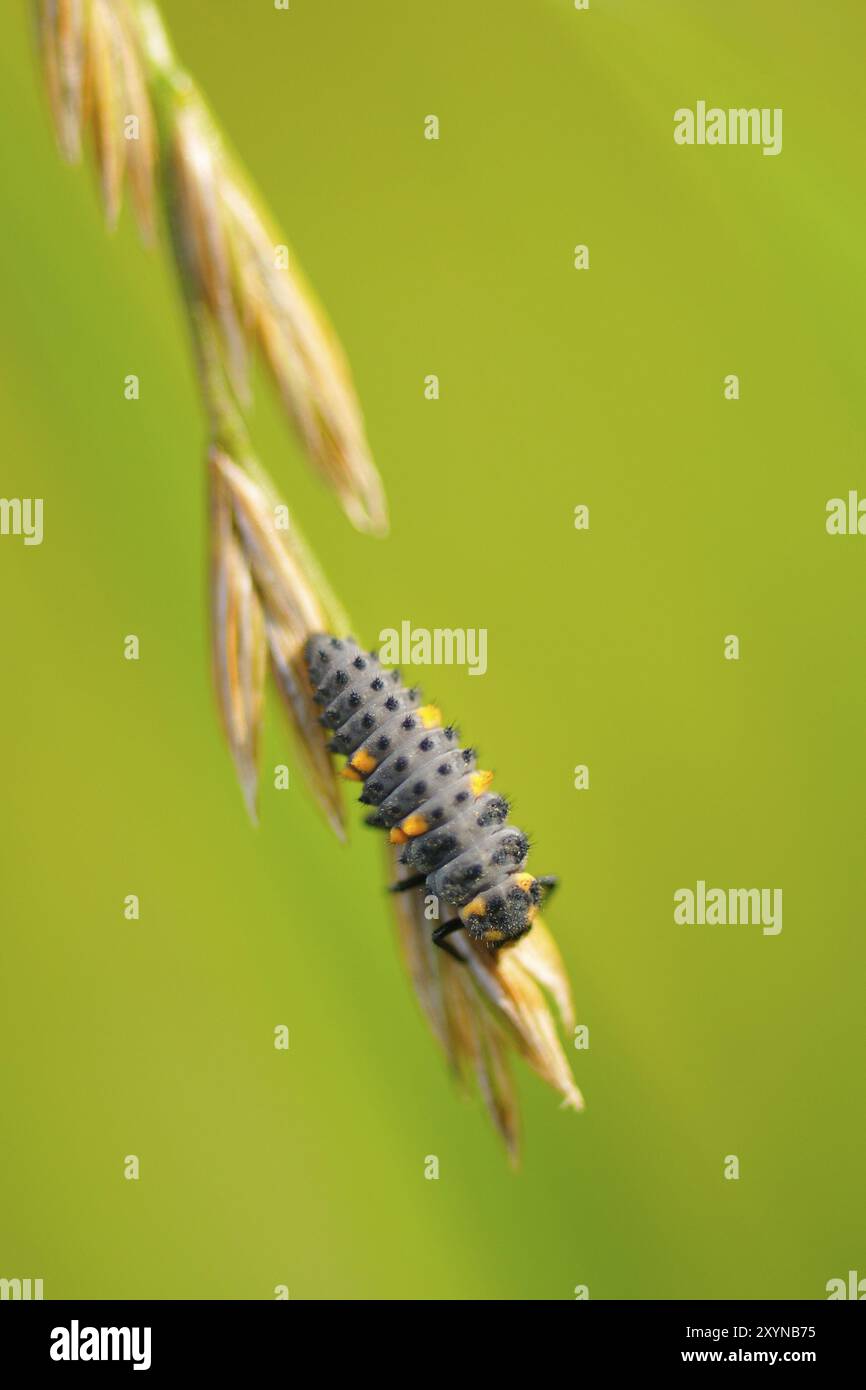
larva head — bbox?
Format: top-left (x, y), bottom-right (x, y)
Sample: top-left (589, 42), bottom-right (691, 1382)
top-left (460, 872), bottom-right (543, 949)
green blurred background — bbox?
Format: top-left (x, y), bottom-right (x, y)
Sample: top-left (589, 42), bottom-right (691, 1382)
top-left (2, 0), bottom-right (864, 1300)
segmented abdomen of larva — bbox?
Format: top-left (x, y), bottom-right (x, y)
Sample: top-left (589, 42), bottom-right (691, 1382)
top-left (305, 634), bottom-right (543, 946)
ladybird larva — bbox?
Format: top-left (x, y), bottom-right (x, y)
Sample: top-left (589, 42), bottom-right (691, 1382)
top-left (306, 634), bottom-right (557, 958)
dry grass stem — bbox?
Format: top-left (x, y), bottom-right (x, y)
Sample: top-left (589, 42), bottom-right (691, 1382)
top-left (35, 0), bottom-right (583, 1157)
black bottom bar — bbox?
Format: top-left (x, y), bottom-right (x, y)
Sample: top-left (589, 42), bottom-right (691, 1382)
top-left (0, 1298), bottom-right (861, 1373)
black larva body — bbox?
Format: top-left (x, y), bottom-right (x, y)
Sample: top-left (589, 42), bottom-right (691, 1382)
top-left (306, 634), bottom-right (549, 952)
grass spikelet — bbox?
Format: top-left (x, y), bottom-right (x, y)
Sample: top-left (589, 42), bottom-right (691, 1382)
top-left (209, 458), bottom-right (267, 822)
top-left (38, 0), bottom-right (87, 162)
top-left (465, 935), bottom-right (584, 1115)
top-left (219, 173), bottom-right (388, 535)
top-left (112, 4), bottom-right (156, 240)
top-left (172, 104), bottom-right (248, 401)
top-left (390, 844), bottom-right (582, 1162)
top-left (209, 448), bottom-right (346, 835)
top-left (36, 0), bottom-right (157, 237)
top-left (87, 0), bottom-right (125, 229)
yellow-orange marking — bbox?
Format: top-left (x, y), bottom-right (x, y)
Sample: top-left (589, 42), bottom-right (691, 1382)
top-left (350, 748), bottom-right (377, 776)
top-left (400, 814), bottom-right (429, 838)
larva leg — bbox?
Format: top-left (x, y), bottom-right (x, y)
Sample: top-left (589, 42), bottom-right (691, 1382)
top-left (432, 919), bottom-right (465, 962)
top-left (387, 872), bottom-right (427, 894)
